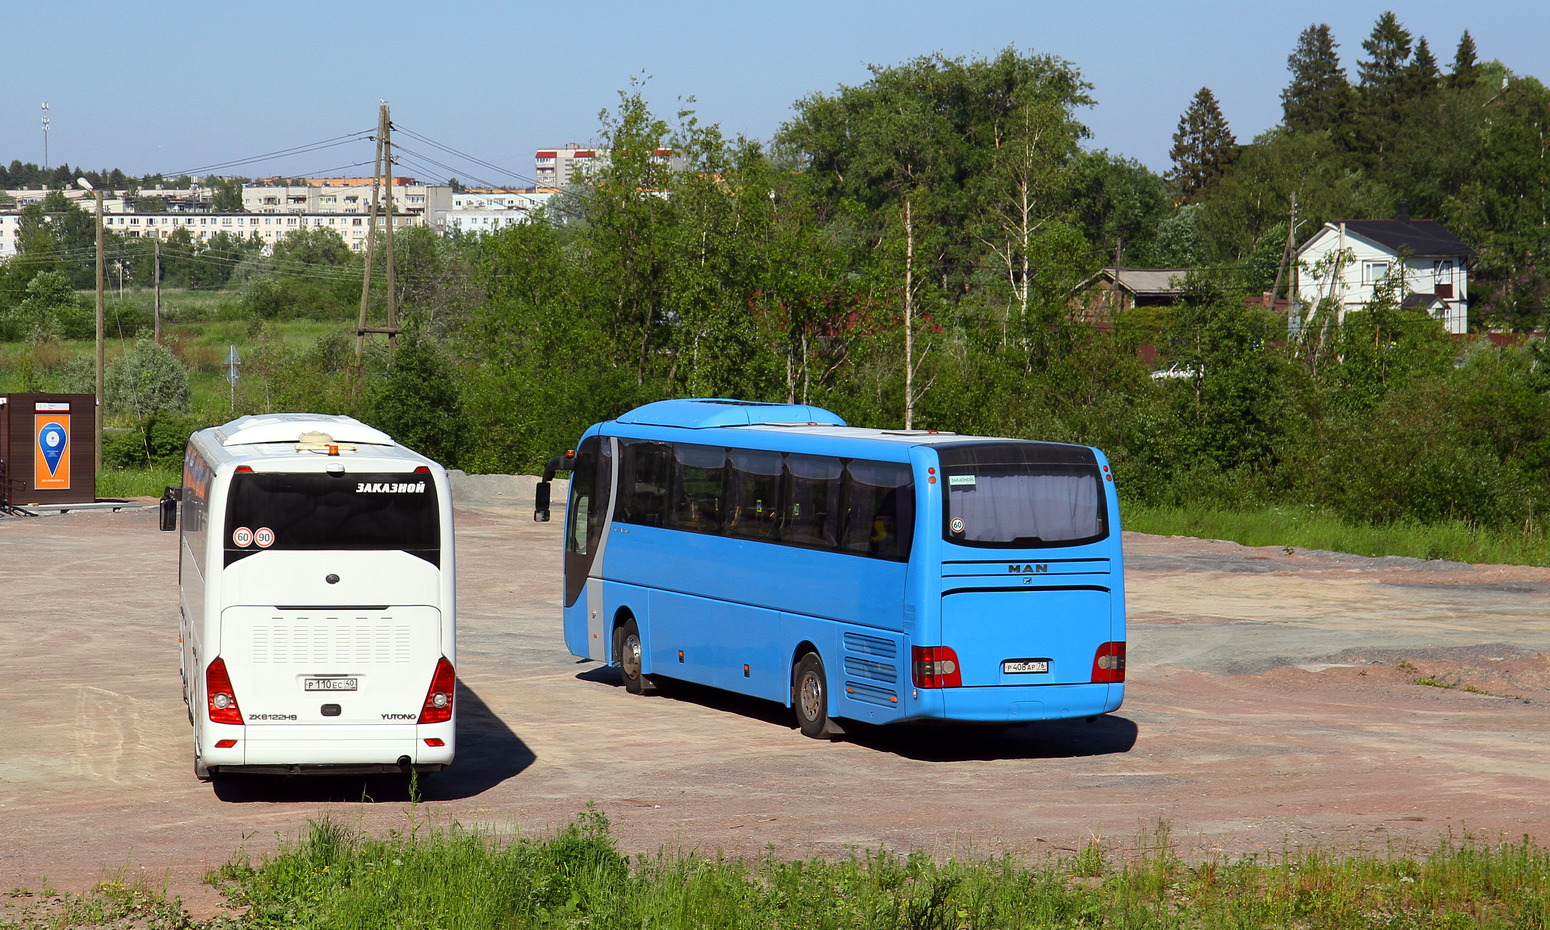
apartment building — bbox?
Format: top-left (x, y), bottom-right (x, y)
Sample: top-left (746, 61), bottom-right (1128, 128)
top-left (533, 143), bottom-right (684, 187)
top-left (243, 178), bottom-right (452, 218)
top-left (0, 209), bottom-right (411, 257)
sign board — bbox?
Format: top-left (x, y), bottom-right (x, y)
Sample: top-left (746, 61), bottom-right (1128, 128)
top-left (34, 413), bottom-right (71, 490)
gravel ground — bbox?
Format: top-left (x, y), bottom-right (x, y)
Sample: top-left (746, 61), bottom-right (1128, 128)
top-left (2, 500), bottom-right (1547, 920)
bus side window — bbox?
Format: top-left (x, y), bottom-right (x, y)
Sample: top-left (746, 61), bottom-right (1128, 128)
top-left (783, 454), bottom-right (842, 549)
top-left (840, 461), bottom-right (915, 562)
top-left (566, 436), bottom-right (612, 557)
top-left (616, 440), bottom-right (670, 528)
top-left (726, 450), bottom-right (782, 541)
top-left (667, 443), bottom-right (726, 535)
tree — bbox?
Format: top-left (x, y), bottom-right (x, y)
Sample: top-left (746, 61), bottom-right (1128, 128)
top-left (105, 337), bottom-right (192, 418)
top-left (1168, 87), bottom-right (1237, 200)
top-left (1402, 37), bottom-right (1442, 99)
top-left (363, 331), bottom-right (463, 467)
top-left (1449, 31), bottom-right (1480, 89)
top-left (1355, 11), bottom-right (1414, 159)
top-left (0, 270), bottom-right (90, 342)
top-left (209, 177), bottom-right (244, 212)
top-left (1281, 23), bottom-right (1356, 138)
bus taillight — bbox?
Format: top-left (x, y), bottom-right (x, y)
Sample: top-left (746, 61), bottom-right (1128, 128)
top-left (912, 646), bottom-right (963, 688)
top-left (206, 658), bottom-right (243, 725)
top-left (1091, 642), bottom-right (1126, 683)
top-left (418, 657), bottom-right (456, 724)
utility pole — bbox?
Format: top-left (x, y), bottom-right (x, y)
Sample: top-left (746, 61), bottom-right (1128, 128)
top-left (1271, 192), bottom-right (1299, 306)
top-left (356, 102), bottom-right (400, 362)
top-left (154, 239), bottom-right (162, 344)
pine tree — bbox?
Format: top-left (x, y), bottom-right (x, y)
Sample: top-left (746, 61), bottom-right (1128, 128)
top-left (1281, 23), bottom-right (1355, 135)
top-left (1168, 87), bottom-right (1237, 200)
top-left (1404, 36), bottom-right (1441, 97)
top-left (1358, 11), bottom-right (1414, 91)
top-left (1449, 30), bottom-right (1480, 89)
top-left (1356, 11), bottom-right (1414, 160)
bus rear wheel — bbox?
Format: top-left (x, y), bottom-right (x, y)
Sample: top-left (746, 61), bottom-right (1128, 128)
top-left (614, 617), bottom-right (657, 695)
top-left (793, 652), bottom-right (844, 740)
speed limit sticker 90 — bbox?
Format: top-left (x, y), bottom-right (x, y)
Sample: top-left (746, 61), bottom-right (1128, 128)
top-left (254, 527), bottom-right (275, 548)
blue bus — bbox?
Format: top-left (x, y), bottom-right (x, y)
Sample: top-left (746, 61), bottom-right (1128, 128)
top-left (534, 399), bottom-right (1125, 739)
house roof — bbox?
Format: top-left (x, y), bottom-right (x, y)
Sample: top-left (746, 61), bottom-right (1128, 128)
top-left (1322, 219), bottom-right (1474, 259)
top-left (1086, 267), bottom-right (1190, 296)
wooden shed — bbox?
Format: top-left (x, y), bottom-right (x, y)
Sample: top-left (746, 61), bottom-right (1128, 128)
top-left (0, 393), bottom-right (98, 508)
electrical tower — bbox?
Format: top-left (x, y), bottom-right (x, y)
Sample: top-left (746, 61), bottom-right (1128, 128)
top-left (356, 101), bottom-right (400, 360)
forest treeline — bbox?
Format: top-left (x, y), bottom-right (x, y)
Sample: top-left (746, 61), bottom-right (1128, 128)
top-left (4, 13), bottom-right (1550, 534)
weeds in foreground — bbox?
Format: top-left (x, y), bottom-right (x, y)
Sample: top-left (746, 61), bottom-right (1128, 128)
top-left (12, 814), bottom-right (1550, 928)
top-left (193, 812), bottom-right (1550, 930)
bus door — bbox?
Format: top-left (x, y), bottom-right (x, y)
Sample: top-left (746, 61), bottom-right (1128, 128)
top-left (563, 435), bottom-right (613, 661)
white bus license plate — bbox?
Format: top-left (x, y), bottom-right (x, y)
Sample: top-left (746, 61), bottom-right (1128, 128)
top-left (304, 677), bottom-right (358, 692)
top-left (1002, 660), bottom-right (1049, 674)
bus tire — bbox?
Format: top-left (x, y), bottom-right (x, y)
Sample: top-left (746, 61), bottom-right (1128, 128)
top-left (793, 652), bottom-right (844, 740)
top-left (615, 617), bottom-right (657, 696)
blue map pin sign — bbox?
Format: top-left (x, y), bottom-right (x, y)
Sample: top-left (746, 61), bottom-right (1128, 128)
top-left (38, 423), bottom-right (67, 475)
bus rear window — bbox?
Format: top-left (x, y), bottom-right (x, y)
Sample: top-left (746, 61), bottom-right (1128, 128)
top-left (938, 443), bottom-right (1107, 548)
top-left (224, 471), bottom-right (440, 565)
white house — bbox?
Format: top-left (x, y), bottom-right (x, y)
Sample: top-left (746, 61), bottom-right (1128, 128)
top-left (1293, 209), bottom-right (1473, 334)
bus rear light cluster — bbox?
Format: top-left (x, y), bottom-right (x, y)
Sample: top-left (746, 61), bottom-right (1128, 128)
top-left (1091, 642), bottom-right (1127, 683)
top-left (912, 646), bottom-right (963, 689)
top-left (418, 657), bottom-right (456, 724)
top-left (206, 657), bottom-right (243, 725)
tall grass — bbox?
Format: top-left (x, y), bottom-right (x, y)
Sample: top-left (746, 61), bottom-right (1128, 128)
top-left (185, 811), bottom-right (1550, 930)
top-left (1124, 501), bottom-right (1550, 567)
top-left (96, 466), bottom-right (181, 500)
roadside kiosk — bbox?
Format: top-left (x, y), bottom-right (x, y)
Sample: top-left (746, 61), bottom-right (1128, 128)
top-left (0, 393), bottom-right (97, 511)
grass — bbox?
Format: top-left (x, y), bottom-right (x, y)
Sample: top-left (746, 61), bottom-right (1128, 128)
top-left (1123, 501), bottom-right (1550, 567)
top-left (13, 812), bottom-right (1548, 929)
top-left (97, 466), bottom-right (181, 500)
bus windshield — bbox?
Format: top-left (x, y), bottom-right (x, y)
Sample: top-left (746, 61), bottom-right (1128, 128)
top-left (224, 471), bottom-right (440, 565)
top-left (938, 443), bottom-right (1107, 548)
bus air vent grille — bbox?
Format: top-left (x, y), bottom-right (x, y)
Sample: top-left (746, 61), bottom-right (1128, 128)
top-left (251, 621), bottom-right (414, 665)
top-left (842, 631), bottom-right (897, 659)
top-left (844, 657), bottom-right (896, 683)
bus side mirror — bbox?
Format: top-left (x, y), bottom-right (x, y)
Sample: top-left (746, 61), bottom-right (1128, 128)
top-left (533, 451), bottom-right (573, 523)
top-left (159, 486), bottom-right (181, 532)
top-left (533, 482), bottom-right (552, 523)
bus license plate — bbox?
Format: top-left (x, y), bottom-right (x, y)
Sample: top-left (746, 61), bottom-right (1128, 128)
top-left (1002, 659), bottom-right (1049, 674)
top-left (304, 677), bottom-right (358, 692)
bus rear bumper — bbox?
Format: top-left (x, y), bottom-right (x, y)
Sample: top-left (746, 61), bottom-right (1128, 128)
top-left (200, 722), bottom-right (455, 773)
top-left (901, 682), bottom-right (1122, 724)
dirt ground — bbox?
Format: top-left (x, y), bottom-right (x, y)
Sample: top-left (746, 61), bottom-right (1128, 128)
top-left (2, 501), bottom-right (1548, 919)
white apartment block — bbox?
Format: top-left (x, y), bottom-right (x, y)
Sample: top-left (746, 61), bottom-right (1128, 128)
top-left (0, 210), bottom-right (412, 257)
top-left (533, 144), bottom-right (685, 188)
top-left (243, 180), bottom-right (452, 218)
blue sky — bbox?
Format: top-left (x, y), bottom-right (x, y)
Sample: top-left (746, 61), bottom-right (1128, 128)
top-left (8, 0), bottom-right (1548, 185)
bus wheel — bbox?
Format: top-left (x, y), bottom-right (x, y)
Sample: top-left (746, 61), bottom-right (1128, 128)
top-left (793, 652), bottom-right (844, 740)
top-left (614, 618), bottom-right (657, 696)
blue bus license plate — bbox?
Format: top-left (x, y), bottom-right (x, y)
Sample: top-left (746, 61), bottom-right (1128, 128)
top-left (1002, 660), bottom-right (1049, 674)
top-left (304, 677), bottom-right (358, 691)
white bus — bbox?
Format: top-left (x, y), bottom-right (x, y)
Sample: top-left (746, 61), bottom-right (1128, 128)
top-left (161, 413), bottom-right (456, 780)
